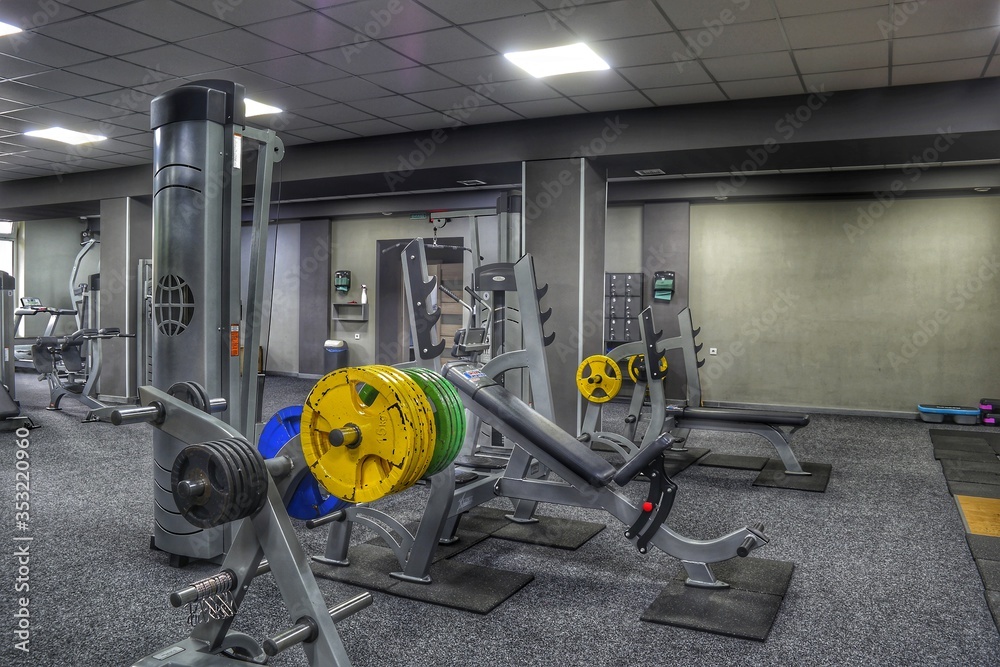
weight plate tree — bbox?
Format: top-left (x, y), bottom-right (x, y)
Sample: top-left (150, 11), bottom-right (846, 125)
top-left (300, 366), bottom-right (436, 503)
top-left (258, 406), bottom-right (348, 520)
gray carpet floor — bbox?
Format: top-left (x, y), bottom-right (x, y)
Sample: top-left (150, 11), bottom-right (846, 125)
top-left (2, 373), bottom-right (999, 666)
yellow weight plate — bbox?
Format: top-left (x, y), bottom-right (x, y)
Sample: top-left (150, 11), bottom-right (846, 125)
top-left (576, 355), bottom-right (623, 403)
top-left (300, 366), bottom-right (432, 503)
top-left (368, 366), bottom-right (436, 491)
top-left (626, 354), bottom-right (668, 383)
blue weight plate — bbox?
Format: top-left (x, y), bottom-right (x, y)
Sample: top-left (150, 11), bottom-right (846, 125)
top-left (259, 406), bottom-right (347, 520)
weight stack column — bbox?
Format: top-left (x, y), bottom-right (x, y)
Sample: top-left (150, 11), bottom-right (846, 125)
top-left (149, 81), bottom-right (245, 563)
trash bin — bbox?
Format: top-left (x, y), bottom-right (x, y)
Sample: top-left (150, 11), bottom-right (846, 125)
top-left (323, 339), bottom-right (348, 373)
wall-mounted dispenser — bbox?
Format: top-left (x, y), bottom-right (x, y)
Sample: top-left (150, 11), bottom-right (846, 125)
top-left (334, 270), bottom-right (351, 294)
top-left (653, 271), bottom-right (674, 302)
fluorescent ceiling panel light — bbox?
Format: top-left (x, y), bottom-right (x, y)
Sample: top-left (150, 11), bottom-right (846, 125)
top-left (245, 98), bottom-right (282, 117)
top-left (504, 43), bottom-right (609, 78)
top-left (0, 21), bottom-right (22, 37)
top-left (634, 168), bottom-right (665, 176)
top-left (457, 179), bottom-right (486, 186)
top-left (24, 127), bottom-right (106, 144)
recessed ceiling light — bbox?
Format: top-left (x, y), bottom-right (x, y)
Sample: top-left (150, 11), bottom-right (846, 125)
top-left (973, 187), bottom-right (991, 192)
top-left (24, 127), bottom-right (106, 145)
top-left (0, 21), bottom-right (22, 37)
top-left (457, 179), bottom-right (487, 186)
top-left (504, 43), bottom-right (610, 78)
top-left (245, 98), bottom-right (282, 117)
top-left (634, 168), bottom-right (665, 177)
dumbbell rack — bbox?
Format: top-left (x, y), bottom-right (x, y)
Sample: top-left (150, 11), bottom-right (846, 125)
top-left (113, 387), bottom-right (369, 666)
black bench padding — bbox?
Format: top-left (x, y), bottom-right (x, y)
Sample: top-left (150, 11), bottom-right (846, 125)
top-left (680, 407), bottom-right (809, 427)
top-left (443, 365), bottom-right (616, 487)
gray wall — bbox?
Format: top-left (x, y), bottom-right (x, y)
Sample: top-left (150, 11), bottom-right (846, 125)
top-left (329, 214), bottom-right (471, 366)
top-left (21, 218), bottom-right (89, 337)
top-left (689, 196), bottom-right (1000, 413)
top-left (605, 205), bottom-right (642, 272)
top-left (298, 220), bottom-right (331, 376)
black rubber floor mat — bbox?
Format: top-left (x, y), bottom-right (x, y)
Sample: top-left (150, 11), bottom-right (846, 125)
top-left (697, 453), bottom-right (769, 471)
top-left (754, 460), bottom-right (832, 492)
top-left (948, 480), bottom-right (1000, 499)
top-left (968, 534), bottom-right (1000, 561)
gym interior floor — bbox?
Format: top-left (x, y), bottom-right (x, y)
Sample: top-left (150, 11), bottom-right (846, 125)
top-left (3, 372), bottom-right (999, 667)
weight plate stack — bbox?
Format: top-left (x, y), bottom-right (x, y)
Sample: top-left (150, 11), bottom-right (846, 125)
top-left (300, 366), bottom-right (436, 503)
top-left (259, 406), bottom-right (347, 520)
top-left (401, 367), bottom-right (467, 476)
top-left (171, 438), bottom-right (267, 529)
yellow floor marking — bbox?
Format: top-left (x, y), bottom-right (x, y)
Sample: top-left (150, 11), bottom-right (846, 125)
top-left (956, 495), bottom-right (1000, 537)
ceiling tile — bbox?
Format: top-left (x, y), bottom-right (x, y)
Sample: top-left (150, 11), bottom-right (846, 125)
top-left (774, 0), bottom-right (887, 18)
top-left (295, 103), bottom-right (375, 124)
top-left (118, 132), bottom-right (153, 149)
top-left (801, 67), bottom-right (888, 91)
top-left (88, 88), bottom-right (159, 114)
top-left (892, 0), bottom-right (1000, 38)
top-left (656, 0), bottom-right (776, 29)
top-left (286, 125), bottom-right (360, 142)
top-left (0, 115), bottom-right (35, 134)
top-left (6, 105), bottom-right (91, 128)
top-left (255, 85), bottom-right (332, 108)
top-left (462, 14), bottom-right (577, 53)
top-left (720, 76), bottom-right (804, 99)
top-left (0, 80), bottom-right (71, 105)
top-left (387, 111), bottom-right (449, 131)
top-left (311, 41), bottom-right (420, 75)
top-left (106, 113), bottom-right (151, 131)
top-left (299, 76), bottom-right (392, 102)
top-left (99, 0), bottom-right (230, 41)
top-left (0, 54), bottom-right (50, 79)
top-left (381, 27), bottom-right (495, 64)
top-left (45, 98), bottom-right (128, 122)
top-left (458, 105), bottom-right (523, 125)
top-left (988, 58), bottom-right (1000, 77)
top-left (321, 0), bottom-right (450, 39)
top-left (0, 34), bottom-right (102, 67)
top-left (702, 51), bottom-right (797, 81)
top-left (794, 41), bottom-right (888, 74)
top-left (430, 55), bottom-right (530, 86)
top-left (892, 57), bottom-right (989, 86)
top-left (289, 0), bottom-right (342, 9)
top-left (172, 0), bottom-right (308, 26)
top-left (479, 78), bottom-right (563, 104)
top-left (335, 118), bottom-right (409, 136)
top-left (413, 0), bottom-right (542, 23)
top-left (244, 54), bottom-right (348, 86)
top-left (179, 30), bottom-right (297, 66)
top-left (349, 95), bottom-right (433, 117)
top-left (0, 99), bottom-right (30, 114)
top-left (503, 97), bottom-right (586, 118)
top-left (591, 33), bottom-right (691, 68)
top-left (196, 67), bottom-right (285, 94)
top-left (37, 16), bottom-right (165, 55)
top-left (678, 20), bottom-right (787, 58)
top-left (782, 7), bottom-right (889, 49)
top-left (893, 28), bottom-right (999, 65)
top-left (618, 61), bottom-right (713, 88)
top-left (244, 12), bottom-right (356, 53)
top-left (557, 1), bottom-right (671, 40)
top-left (644, 83), bottom-right (726, 105)
top-left (363, 67), bottom-right (457, 94)
top-left (405, 86), bottom-right (489, 110)
top-left (120, 45), bottom-right (230, 77)
top-left (543, 70), bottom-right (636, 96)
top-left (65, 58), bottom-right (169, 88)
top-left (91, 153), bottom-right (150, 166)
top-left (17, 70), bottom-right (119, 97)
top-left (571, 90), bottom-right (653, 112)
top-left (260, 112), bottom-right (323, 132)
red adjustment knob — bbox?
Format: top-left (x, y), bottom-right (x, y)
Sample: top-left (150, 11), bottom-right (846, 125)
top-left (642, 501), bottom-right (654, 512)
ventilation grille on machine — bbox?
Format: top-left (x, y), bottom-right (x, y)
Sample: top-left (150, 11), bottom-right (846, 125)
top-left (154, 275), bottom-right (195, 336)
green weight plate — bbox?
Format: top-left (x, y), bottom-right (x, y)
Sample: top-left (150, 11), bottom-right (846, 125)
top-left (402, 368), bottom-right (466, 475)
